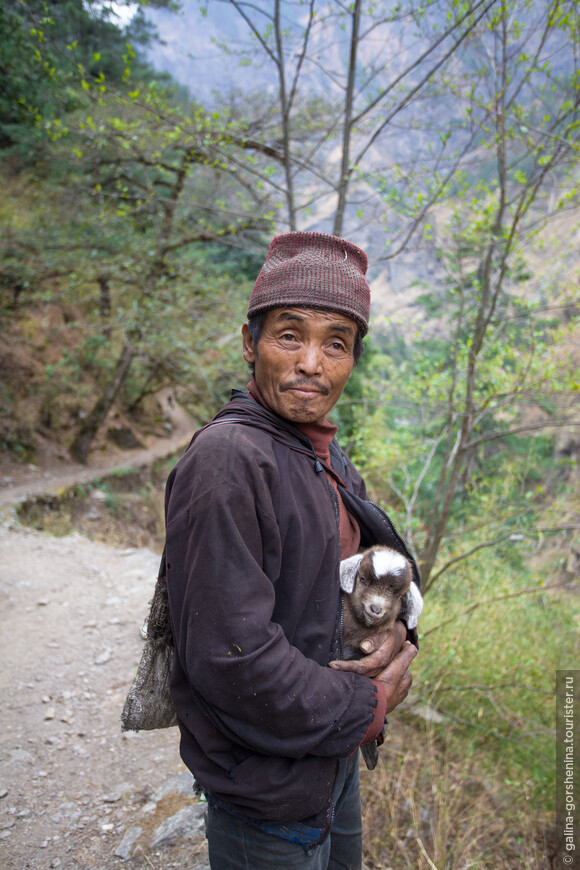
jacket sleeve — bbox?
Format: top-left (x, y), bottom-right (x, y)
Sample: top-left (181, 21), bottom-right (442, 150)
top-left (165, 426), bottom-right (378, 760)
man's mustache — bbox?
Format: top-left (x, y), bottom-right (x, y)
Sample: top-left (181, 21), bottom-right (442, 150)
top-left (280, 380), bottom-right (330, 395)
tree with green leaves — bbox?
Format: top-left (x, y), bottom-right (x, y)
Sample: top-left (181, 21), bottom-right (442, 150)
top-left (60, 83), bottom-right (275, 461)
top-left (345, 0), bottom-right (580, 585)
top-left (1, 0), bottom-right (278, 462)
top-left (0, 0), bottom-right (164, 149)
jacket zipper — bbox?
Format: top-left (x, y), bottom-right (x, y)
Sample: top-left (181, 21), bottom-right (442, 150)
top-left (320, 472), bottom-right (344, 836)
top-left (338, 593), bottom-right (345, 662)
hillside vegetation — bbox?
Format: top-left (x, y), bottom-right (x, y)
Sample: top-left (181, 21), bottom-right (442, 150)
top-left (1, 1), bottom-right (579, 867)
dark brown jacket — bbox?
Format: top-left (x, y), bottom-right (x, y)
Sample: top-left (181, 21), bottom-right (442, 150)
top-left (165, 391), bottom-right (418, 827)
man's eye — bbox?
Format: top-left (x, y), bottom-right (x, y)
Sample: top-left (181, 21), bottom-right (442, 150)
top-left (281, 333), bottom-right (297, 341)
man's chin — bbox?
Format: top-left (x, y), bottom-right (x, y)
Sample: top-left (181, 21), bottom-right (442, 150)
top-left (280, 405), bottom-right (326, 425)
top-left (270, 395), bottom-right (323, 424)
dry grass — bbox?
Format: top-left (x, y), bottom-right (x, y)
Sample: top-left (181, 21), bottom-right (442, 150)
top-left (360, 712), bottom-right (552, 870)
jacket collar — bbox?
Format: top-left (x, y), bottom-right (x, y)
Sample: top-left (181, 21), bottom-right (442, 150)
top-left (212, 390), bottom-right (348, 487)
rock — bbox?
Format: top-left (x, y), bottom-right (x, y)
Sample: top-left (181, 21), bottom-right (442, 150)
top-left (150, 772), bottom-right (196, 803)
top-left (107, 426), bottom-right (144, 450)
top-left (141, 772), bottom-right (197, 814)
top-left (102, 783), bottom-right (130, 803)
top-left (149, 804), bottom-right (205, 849)
top-left (94, 649), bottom-right (111, 666)
top-left (115, 825), bottom-right (143, 859)
top-left (8, 749), bottom-right (34, 764)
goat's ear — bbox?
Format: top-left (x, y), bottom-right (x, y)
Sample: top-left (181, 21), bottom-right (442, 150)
top-left (404, 581), bottom-right (424, 629)
top-left (340, 554), bottom-right (363, 593)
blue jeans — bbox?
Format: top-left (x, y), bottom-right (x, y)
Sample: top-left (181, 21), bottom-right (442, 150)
top-left (206, 754), bottom-right (363, 869)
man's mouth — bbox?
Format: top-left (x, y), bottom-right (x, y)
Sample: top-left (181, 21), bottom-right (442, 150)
top-left (281, 382), bottom-right (329, 396)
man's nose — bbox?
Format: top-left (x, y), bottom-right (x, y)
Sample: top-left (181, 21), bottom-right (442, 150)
top-left (296, 343), bottom-right (324, 375)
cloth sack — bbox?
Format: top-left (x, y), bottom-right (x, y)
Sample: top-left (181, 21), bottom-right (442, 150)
top-left (121, 557), bottom-right (177, 731)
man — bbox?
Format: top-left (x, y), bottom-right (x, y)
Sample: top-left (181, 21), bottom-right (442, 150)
top-left (164, 231), bottom-right (419, 869)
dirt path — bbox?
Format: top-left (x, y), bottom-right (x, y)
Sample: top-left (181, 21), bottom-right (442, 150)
top-left (0, 521), bottom-right (210, 870)
top-left (0, 397), bottom-right (195, 509)
top-left (0, 406), bottom-right (214, 869)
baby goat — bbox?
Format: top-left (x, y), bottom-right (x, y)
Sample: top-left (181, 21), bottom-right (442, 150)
top-left (339, 545), bottom-right (423, 770)
top-left (340, 545), bottom-right (422, 660)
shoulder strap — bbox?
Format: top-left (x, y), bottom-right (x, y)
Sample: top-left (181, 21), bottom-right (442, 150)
top-left (157, 546), bottom-right (166, 580)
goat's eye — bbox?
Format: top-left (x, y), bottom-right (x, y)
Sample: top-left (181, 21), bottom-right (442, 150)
top-left (357, 573), bottom-right (367, 585)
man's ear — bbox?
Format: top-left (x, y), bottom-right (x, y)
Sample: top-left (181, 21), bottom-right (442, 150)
top-left (340, 554), bottom-right (363, 593)
top-left (404, 581), bottom-right (424, 630)
top-left (241, 323), bottom-right (256, 366)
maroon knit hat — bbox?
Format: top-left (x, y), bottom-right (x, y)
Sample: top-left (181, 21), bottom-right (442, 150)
top-left (247, 232), bottom-right (371, 336)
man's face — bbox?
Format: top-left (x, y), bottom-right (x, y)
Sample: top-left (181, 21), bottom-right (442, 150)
top-left (242, 307), bottom-right (357, 424)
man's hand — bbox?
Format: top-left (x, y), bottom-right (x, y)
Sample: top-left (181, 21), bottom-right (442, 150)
top-left (376, 641), bottom-right (416, 714)
top-left (329, 621), bottom-right (417, 715)
top-left (328, 620), bottom-right (408, 678)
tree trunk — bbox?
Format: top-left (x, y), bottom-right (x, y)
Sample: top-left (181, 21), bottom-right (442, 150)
top-left (419, 441), bottom-right (467, 586)
top-left (332, 0), bottom-right (361, 238)
top-left (69, 342), bottom-right (136, 464)
top-left (274, 0), bottom-right (297, 230)
top-left (98, 274), bottom-right (112, 340)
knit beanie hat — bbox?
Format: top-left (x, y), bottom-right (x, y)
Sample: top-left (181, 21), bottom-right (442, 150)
top-left (247, 232), bottom-right (371, 335)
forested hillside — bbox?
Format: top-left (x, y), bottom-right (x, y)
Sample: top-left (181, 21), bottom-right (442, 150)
top-left (1, 1), bottom-right (579, 867)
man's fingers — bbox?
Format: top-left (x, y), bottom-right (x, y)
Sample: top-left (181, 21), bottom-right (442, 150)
top-left (329, 641), bottom-right (417, 715)
top-left (384, 670), bottom-right (413, 714)
top-left (329, 621), bottom-right (409, 676)
top-left (359, 632), bottom-right (388, 655)
top-left (360, 620), bottom-right (406, 655)
top-left (378, 642), bottom-right (417, 714)
top-left (330, 638), bottom-right (417, 677)
top-left (381, 641), bottom-right (417, 681)
top-left (329, 658), bottom-right (373, 675)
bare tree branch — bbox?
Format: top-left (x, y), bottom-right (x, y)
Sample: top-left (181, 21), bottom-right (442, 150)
top-left (160, 220), bottom-right (266, 255)
top-left (466, 420), bottom-right (580, 450)
top-left (426, 525), bottom-right (580, 588)
top-left (422, 576), bottom-right (579, 637)
top-left (438, 681), bottom-right (552, 695)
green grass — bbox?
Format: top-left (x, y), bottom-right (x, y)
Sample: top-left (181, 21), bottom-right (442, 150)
top-left (415, 545), bottom-right (576, 812)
